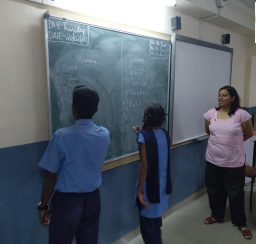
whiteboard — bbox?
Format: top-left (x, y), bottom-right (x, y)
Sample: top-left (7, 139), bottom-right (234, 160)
top-left (170, 35), bottom-right (233, 145)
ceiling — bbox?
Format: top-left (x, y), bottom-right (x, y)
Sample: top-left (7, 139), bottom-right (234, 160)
top-left (174, 0), bottom-right (255, 35)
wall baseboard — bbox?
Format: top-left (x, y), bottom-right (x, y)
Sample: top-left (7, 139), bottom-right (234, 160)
top-left (114, 188), bottom-right (206, 243)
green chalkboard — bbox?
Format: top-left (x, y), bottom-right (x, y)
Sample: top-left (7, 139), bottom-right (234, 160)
top-left (44, 14), bottom-right (170, 161)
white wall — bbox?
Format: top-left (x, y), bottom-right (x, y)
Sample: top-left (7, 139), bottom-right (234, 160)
top-left (0, 0), bottom-right (254, 148)
top-left (249, 55), bottom-right (256, 106)
top-left (0, 0), bottom-right (49, 148)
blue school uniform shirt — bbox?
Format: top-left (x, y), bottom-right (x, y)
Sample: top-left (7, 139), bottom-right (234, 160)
top-left (138, 128), bottom-right (169, 218)
top-left (39, 119), bottom-right (110, 193)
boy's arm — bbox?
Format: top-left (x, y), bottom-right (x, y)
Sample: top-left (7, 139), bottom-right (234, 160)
top-left (38, 170), bottom-right (57, 225)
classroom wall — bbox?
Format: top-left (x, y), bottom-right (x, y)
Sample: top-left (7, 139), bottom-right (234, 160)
top-left (190, 21), bottom-right (251, 106)
top-left (248, 55), bottom-right (256, 106)
top-left (0, 0), bottom-right (255, 243)
top-left (0, 0), bottom-right (49, 148)
top-left (0, 0), bottom-right (254, 149)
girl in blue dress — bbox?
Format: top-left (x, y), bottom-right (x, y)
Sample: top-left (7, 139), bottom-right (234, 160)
top-left (135, 104), bottom-right (172, 244)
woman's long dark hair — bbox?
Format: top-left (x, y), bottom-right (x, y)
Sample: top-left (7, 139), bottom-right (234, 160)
top-left (216, 85), bottom-right (240, 116)
top-left (142, 104), bottom-right (167, 130)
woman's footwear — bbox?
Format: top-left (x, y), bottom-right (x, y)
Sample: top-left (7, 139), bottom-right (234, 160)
top-left (204, 216), bottom-right (224, 224)
top-left (238, 227), bottom-right (253, 240)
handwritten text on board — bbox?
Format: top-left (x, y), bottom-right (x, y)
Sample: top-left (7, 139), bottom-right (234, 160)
top-left (47, 19), bottom-right (89, 46)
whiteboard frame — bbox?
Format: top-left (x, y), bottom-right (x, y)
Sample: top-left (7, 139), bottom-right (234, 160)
top-left (43, 13), bottom-right (53, 135)
top-left (169, 34), bottom-right (233, 146)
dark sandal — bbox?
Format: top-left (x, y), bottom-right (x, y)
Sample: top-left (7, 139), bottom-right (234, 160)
top-left (204, 216), bottom-right (224, 224)
top-left (239, 227), bottom-right (253, 240)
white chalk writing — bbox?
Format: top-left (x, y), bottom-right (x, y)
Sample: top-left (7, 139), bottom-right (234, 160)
top-left (149, 40), bottom-right (169, 58)
top-left (48, 19), bottom-right (89, 46)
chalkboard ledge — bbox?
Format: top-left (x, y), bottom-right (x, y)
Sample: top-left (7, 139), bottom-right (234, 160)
top-left (103, 153), bottom-right (139, 171)
top-left (171, 136), bottom-right (208, 149)
top-left (103, 136), bottom-right (210, 171)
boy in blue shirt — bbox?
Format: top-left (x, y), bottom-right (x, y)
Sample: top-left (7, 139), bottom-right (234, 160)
top-left (38, 86), bottom-right (110, 244)
top-left (135, 104), bottom-right (172, 244)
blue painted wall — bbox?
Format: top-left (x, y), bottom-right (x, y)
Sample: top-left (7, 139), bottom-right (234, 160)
top-left (0, 142), bottom-right (48, 244)
top-left (0, 139), bottom-right (207, 244)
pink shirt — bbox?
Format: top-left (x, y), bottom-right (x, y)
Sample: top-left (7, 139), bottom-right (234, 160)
top-left (204, 108), bottom-right (251, 168)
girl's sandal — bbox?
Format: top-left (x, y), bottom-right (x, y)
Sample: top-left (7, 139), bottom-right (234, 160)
top-left (239, 227), bottom-right (253, 240)
top-left (204, 216), bottom-right (224, 224)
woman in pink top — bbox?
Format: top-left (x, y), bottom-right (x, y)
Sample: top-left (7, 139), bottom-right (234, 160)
top-left (203, 85), bottom-right (253, 240)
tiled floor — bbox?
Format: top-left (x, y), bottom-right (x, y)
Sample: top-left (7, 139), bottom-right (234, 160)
top-left (124, 183), bottom-right (256, 244)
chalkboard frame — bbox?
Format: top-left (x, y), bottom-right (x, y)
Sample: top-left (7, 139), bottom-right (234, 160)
top-left (169, 34), bottom-right (233, 146)
top-left (43, 13), bottom-right (171, 163)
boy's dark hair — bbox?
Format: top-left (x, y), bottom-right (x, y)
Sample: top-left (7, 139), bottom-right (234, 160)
top-left (216, 85), bottom-right (240, 116)
top-left (142, 104), bottom-right (166, 129)
top-left (72, 85), bottom-right (99, 119)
